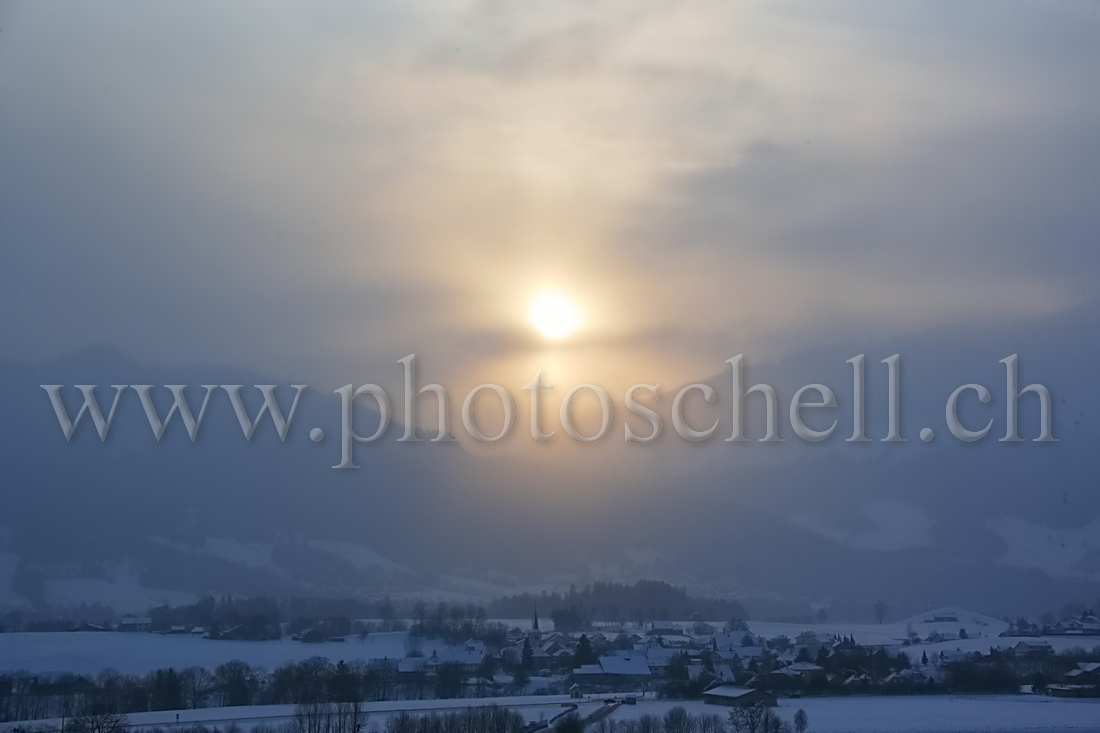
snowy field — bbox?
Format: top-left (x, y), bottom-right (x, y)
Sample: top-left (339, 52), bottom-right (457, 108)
top-left (0, 631), bottom-right (433, 675)
top-left (2, 607), bottom-right (1098, 676)
top-left (0, 696), bottom-right (611, 733)
top-left (4, 625), bottom-right (1095, 677)
top-left (747, 607), bottom-right (1010, 646)
top-left (612, 696), bottom-right (1100, 733)
top-left (4, 696), bottom-right (1099, 733)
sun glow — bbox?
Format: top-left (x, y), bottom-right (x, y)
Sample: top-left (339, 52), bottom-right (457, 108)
top-left (529, 292), bottom-right (582, 339)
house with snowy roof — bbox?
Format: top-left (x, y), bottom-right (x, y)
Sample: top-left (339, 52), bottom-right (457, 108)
top-left (702, 685), bottom-right (777, 708)
top-left (572, 654), bottom-right (653, 685)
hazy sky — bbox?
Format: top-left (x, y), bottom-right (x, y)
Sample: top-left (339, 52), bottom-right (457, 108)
top-left (3, 0), bottom-right (1099, 390)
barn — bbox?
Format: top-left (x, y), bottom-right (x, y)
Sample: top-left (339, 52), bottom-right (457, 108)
top-left (702, 685), bottom-right (778, 708)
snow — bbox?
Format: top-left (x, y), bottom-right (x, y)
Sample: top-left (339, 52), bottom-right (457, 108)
top-left (0, 632), bottom-right (461, 675)
top-left (897, 635), bottom-right (1100, 665)
top-left (0, 696), bottom-right (613, 733)
top-left (609, 696), bottom-right (1100, 732)
top-left (745, 607), bottom-right (1010, 647)
top-left (4, 696), bottom-right (1098, 733)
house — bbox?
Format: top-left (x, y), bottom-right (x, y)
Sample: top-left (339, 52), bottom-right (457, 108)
top-left (647, 625), bottom-right (683, 636)
top-left (784, 661), bottom-right (827, 684)
top-left (1063, 662), bottom-right (1100, 686)
top-left (713, 632), bottom-right (762, 651)
top-left (118, 616), bottom-right (152, 632)
top-left (1012, 641), bottom-right (1053, 658)
top-left (883, 669), bottom-right (926, 686)
top-left (397, 658), bottom-right (429, 678)
top-left (936, 649), bottom-right (970, 665)
top-left (643, 647), bottom-right (682, 670)
top-left (598, 654), bottom-right (652, 678)
top-left (1048, 663), bottom-right (1100, 698)
top-left (793, 632), bottom-right (828, 652)
top-left (836, 672), bottom-right (872, 690)
top-left (728, 646), bottom-right (766, 661)
top-left (702, 685), bottom-right (777, 708)
top-left (757, 662), bottom-right (826, 690)
top-left (572, 654), bottom-right (652, 685)
top-left (687, 664), bottom-right (736, 684)
top-left (427, 646), bottom-right (485, 673)
top-left (210, 621), bottom-right (280, 641)
top-left (292, 628), bottom-right (328, 643)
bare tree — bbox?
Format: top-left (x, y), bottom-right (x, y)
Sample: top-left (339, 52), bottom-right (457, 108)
top-left (295, 701), bottom-right (330, 733)
top-left (697, 714), bottom-right (727, 733)
top-left (555, 713), bottom-right (584, 733)
top-left (664, 705), bottom-right (698, 733)
top-left (794, 708), bottom-right (809, 733)
top-left (295, 701), bottom-right (364, 733)
top-left (68, 712), bottom-right (130, 733)
top-left (874, 601), bottom-right (890, 625)
top-left (729, 703), bottom-right (788, 733)
top-left (330, 702), bottom-right (364, 733)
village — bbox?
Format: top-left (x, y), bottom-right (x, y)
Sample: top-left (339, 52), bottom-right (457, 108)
top-left (3, 604), bottom-right (1099, 730)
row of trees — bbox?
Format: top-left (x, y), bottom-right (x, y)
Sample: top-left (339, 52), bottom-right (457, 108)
top-left (20, 705), bottom-right (808, 733)
top-left (406, 602), bottom-right (501, 646)
top-left (0, 656), bottom-right (513, 723)
top-left (578, 704), bottom-right (805, 733)
top-left (384, 706), bottom-right (526, 733)
top-left (0, 596), bottom-right (435, 636)
top-left (3, 581), bottom-right (754, 637)
top-left (488, 581), bottom-right (750, 627)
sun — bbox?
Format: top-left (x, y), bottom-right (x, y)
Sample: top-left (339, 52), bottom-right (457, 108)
top-left (529, 292), bottom-right (582, 339)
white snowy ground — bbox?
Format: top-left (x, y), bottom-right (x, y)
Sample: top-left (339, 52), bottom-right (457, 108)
top-left (0, 632), bottom-right (437, 675)
top-left (3, 696), bottom-right (1099, 733)
top-left (2, 607), bottom-right (1098, 676)
top-left (0, 696), bottom-right (609, 733)
top-left (747, 607), bottom-right (1011, 646)
top-left (611, 696), bottom-right (1100, 733)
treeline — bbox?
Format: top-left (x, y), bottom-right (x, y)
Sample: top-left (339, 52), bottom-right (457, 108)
top-left (0, 656), bottom-right (518, 724)
top-left (0, 707), bottom-right (797, 733)
top-left (148, 597), bottom-right (400, 636)
top-left (384, 706), bottom-right (526, 733)
top-left (0, 596), bottom-right (500, 639)
top-left (583, 704), bottom-right (788, 733)
top-left (0, 603), bottom-right (124, 633)
top-left (156, 598), bottom-right (509, 645)
top-left (486, 580), bottom-right (750, 626)
top-left (1, 582), bottom-right (751, 636)
top-left (406, 601), bottom-right (508, 647)
top-left (0, 596), bottom-right (391, 635)
top-left (3, 707), bottom-right (532, 733)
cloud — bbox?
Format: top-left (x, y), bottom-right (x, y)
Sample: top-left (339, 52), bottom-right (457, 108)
top-left (1, 0), bottom-right (1098, 386)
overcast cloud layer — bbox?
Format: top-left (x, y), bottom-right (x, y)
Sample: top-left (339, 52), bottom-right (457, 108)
top-left (2, 0), bottom-right (1099, 387)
